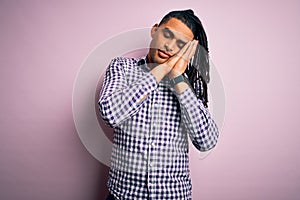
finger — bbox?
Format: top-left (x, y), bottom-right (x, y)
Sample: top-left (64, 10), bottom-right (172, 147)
top-left (176, 40), bottom-right (192, 58)
top-left (181, 40), bottom-right (196, 62)
top-left (186, 40), bottom-right (198, 60)
top-left (165, 40), bottom-right (193, 68)
top-left (166, 40), bottom-right (191, 67)
top-left (173, 41), bottom-right (195, 70)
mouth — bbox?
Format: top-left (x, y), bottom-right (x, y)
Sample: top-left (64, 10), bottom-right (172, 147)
top-left (158, 49), bottom-right (171, 59)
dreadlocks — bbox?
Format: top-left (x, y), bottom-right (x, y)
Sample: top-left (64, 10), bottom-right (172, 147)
top-left (158, 9), bottom-right (210, 107)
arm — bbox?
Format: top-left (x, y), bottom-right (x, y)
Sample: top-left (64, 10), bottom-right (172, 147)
top-left (168, 40), bottom-right (219, 151)
top-left (176, 86), bottom-right (219, 151)
top-left (98, 57), bottom-right (158, 128)
top-left (98, 55), bottom-right (185, 128)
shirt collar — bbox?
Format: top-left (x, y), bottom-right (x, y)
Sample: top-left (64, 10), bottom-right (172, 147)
top-left (137, 55), bottom-right (150, 72)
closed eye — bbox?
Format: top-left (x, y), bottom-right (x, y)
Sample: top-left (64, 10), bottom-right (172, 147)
top-left (177, 40), bottom-right (186, 49)
top-left (162, 28), bottom-right (174, 39)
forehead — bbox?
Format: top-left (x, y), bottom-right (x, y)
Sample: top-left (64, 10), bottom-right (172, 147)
top-left (159, 17), bottom-right (194, 40)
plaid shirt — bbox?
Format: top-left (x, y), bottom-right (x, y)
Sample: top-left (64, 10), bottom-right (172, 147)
top-left (98, 56), bottom-right (219, 199)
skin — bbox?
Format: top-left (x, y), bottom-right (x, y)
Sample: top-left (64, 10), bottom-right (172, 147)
top-left (139, 18), bottom-right (198, 102)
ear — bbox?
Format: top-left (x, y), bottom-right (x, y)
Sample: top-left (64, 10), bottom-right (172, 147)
top-left (150, 24), bottom-right (159, 38)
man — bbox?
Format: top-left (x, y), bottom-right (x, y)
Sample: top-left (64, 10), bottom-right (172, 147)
top-left (98, 9), bottom-right (219, 200)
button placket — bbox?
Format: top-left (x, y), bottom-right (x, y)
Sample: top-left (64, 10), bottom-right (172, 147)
top-left (147, 85), bottom-right (161, 193)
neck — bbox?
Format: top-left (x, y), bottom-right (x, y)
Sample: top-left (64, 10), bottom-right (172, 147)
top-left (146, 53), bottom-right (159, 69)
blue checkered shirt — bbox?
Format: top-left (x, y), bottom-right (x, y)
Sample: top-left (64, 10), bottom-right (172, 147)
top-left (98, 56), bottom-right (219, 199)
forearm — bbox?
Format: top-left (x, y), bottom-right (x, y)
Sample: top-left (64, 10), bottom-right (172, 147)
top-left (99, 72), bottom-right (157, 127)
top-left (98, 58), bottom-right (158, 128)
top-left (176, 88), bottom-right (219, 151)
top-left (138, 63), bottom-right (172, 101)
top-left (149, 63), bottom-right (172, 84)
top-left (173, 81), bottom-right (189, 94)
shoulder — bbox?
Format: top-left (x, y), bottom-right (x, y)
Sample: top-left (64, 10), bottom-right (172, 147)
top-left (109, 57), bottom-right (139, 69)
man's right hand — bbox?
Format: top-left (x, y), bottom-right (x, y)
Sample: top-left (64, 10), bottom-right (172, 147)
top-left (166, 40), bottom-right (198, 79)
top-left (150, 40), bottom-right (198, 82)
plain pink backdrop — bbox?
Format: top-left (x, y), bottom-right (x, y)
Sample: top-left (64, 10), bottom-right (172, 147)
top-left (1, 0), bottom-right (300, 199)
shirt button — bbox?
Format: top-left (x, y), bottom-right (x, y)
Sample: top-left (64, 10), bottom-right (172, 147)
top-left (151, 141), bottom-right (155, 147)
top-left (142, 154), bottom-right (147, 160)
top-left (149, 162), bottom-right (153, 167)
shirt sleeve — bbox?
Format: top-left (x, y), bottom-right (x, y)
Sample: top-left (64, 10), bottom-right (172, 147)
top-left (98, 57), bottom-right (158, 128)
top-left (175, 87), bottom-right (219, 152)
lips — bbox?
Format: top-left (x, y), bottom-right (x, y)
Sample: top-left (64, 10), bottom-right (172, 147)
top-left (158, 49), bottom-right (171, 59)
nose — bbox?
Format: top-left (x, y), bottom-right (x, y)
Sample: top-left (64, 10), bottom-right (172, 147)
top-left (165, 39), bottom-right (176, 53)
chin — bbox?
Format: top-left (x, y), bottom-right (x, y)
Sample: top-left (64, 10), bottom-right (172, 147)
top-left (148, 49), bottom-right (165, 64)
top-left (152, 52), bottom-right (168, 64)
top-left (153, 58), bottom-right (165, 64)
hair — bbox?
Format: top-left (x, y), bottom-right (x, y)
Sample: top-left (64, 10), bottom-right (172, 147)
top-left (158, 9), bottom-right (210, 107)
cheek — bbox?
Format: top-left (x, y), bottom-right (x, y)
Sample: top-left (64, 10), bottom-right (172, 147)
top-left (153, 34), bottom-right (168, 48)
top-left (149, 40), bottom-right (158, 56)
top-left (150, 39), bottom-right (161, 50)
top-left (174, 47), bottom-right (181, 54)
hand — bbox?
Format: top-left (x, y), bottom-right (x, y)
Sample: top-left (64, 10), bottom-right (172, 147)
top-left (166, 40), bottom-right (198, 79)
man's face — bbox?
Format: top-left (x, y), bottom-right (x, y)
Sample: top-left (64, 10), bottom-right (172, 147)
top-left (147, 17), bottom-right (194, 64)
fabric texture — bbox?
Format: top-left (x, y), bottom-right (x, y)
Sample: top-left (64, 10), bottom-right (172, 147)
top-left (98, 56), bottom-right (219, 199)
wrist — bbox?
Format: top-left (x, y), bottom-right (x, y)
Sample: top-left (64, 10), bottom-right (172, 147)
top-left (150, 64), bottom-right (173, 83)
top-left (170, 74), bottom-right (186, 87)
top-left (168, 71), bottom-right (182, 79)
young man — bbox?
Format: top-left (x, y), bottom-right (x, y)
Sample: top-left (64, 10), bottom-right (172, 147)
top-left (98, 9), bottom-right (219, 200)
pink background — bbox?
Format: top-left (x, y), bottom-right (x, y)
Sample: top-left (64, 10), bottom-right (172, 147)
top-left (1, 0), bottom-right (300, 199)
